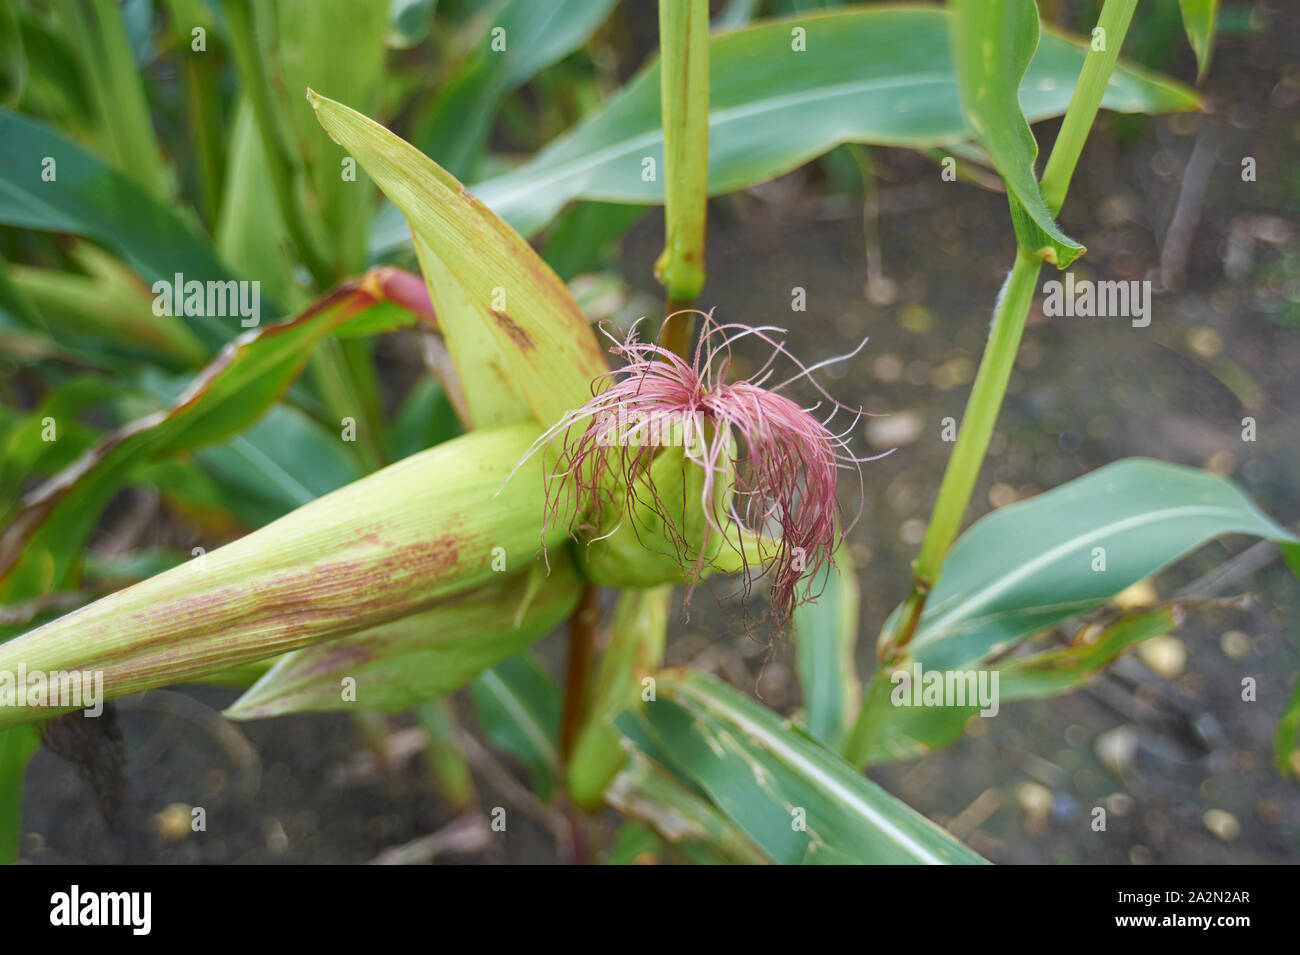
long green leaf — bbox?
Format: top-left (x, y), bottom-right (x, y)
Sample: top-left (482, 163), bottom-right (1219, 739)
top-left (272, 0), bottom-right (390, 276)
top-left (793, 543), bottom-right (860, 748)
top-left (949, 0), bottom-right (1082, 266)
top-left (214, 100), bottom-right (304, 311)
top-left (11, 259), bottom-right (208, 369)
top-left (0, 109), bottom-right (250, 350)
top-left (310, 91), bottom-right (608, 430)
top-left (605, 752), bottom-right (769, 864)
top-left (193, 404), bottom-right (363, 525)
top-left (1177, 0), bottom-right (1218, 79)
top-left (634, 670), bottom-right (986, 864)
top-left (0, 377), bottom-right (120, 524)
top-left (57, 0), bottom-right (172, 202)
top-left (869, 606), bottom-right (1178, 764)
top-left (0, 276), bottom-right (416, 602)
top-left (892, 459), bottom-right (1300, 672)
top-left (368, 6), bottom-right (1195, 247)
top-left (416, 0), bottom-right (620, 179)
top-left (471, 651), bottom-right (563, 800)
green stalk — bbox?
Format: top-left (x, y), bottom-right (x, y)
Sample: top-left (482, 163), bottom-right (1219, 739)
top-left (654, 0), bottom-right (710, 357)
top-left (557, 0), bottom-right (713, 807)
top-left (222, 0), bottom-right (333, 289)
top-left (224, 1), bottom-right (385, 464)
top-left (59, 0), bottom-right (172, 201)
top-left (904, 247), bottom-right (1040, 622)
top-left (1040, 0), bottom-right (1139, 214)
top-left (418, 699), bottom-right (477, 811)
top-left (851, 0), bottom-right (1140, 765)
top-left (308, 338), bottom-right (386, 472)
top-left (165, 0), bottom-right (224, 224)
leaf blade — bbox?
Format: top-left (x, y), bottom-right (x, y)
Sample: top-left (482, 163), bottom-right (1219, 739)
top-left (949, 0), bottom-right (1082, 266)
top-left (0, 108), bottom-right (255, 350)
top-left (308, 91), bottom-right (607, 430)
top-left (1178, 0), bottom-right (1219, 79)
top-left (639, 670), bottom-right (986, 864)
top-left (386, 7), bottom-right (1196, 243)
top-left (793, 543), bottom-right (860, 748)
top-left (471, 652), bottom-right (563, 800)
top-left (898, 459), bottom-right (1300, 671)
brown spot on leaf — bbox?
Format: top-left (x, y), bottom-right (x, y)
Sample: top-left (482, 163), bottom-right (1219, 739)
top-left (492, 311), bottom-right (536, 352)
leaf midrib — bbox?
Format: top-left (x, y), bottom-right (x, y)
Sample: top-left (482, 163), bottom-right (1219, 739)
top-left (476, 72), bottom-right (955, 209)
top-left (672, 678), bottom-right (958, 864)
top-left (914, 503), bottom-right (1265, 651)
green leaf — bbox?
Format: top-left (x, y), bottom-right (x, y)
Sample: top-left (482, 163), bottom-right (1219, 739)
top-left (894, 459), bottom-right (1300, 672)
top-left (0, 0), bottom-right (24, 109)
top-left (194, 404), bottom-right (363, 524)
top-left (10, 258), bottom-right (208, 369)
top-left (605, 822), bottom-right (665, 865)
top-left (471, 651), bottom-right (563, 801)
top-left (868, 606), bottom-right (1179, 764)
top-left (542, 201), bottom-right (650, 282)
top-left (214, 100), bottom-right (305, 311)
top-left (0, 376), bottom-right (119, 523)
top-left (1178, 0), bottom-right (1218, 79)
top-left (793, 543), bottom-right (860, 748)
top-left (605, 752), bottom-right (768, 864)
top-left (388, 0), bottom-right (435, 49)
top-left (0, 108), bottom-right (249, 350)
top-left (0, 281), bottom-right (413, 602)
top-left (0, 724), bottom-right (37, 864)
top-left (385, 376), bottom-right (464, 461)
top-left (272, 0), bottom-right (390, 276)
top-left (372, 7), bottom-right (1194, 244)
top-left (58, 0), bottom-right (173, 202)
top-left (0, 254), bottom-right (44, 332)
top-left (9, 13), bottom-right (93, 127)
top-left (633, 670), bottom-right (986, 864)
top-left (417, 697), bottom-right (475, 812)
top-left (309, 91), bottom-right (608, 430)
top-left (415, 0), bottom-right (620, 180)
top-left (224, 558), bottom-right (581, 719)
top-left (949, 0), bottom-right (1082, 266)
top-left (990, 605), bottom-right (1178, 700)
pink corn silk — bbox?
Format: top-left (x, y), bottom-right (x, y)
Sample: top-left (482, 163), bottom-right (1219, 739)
top-left (514, 312), bottom-right (888, 620)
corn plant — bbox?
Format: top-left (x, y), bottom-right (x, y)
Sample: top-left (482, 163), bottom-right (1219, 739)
top-left (0, 0), bottom-right (1295, 865)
